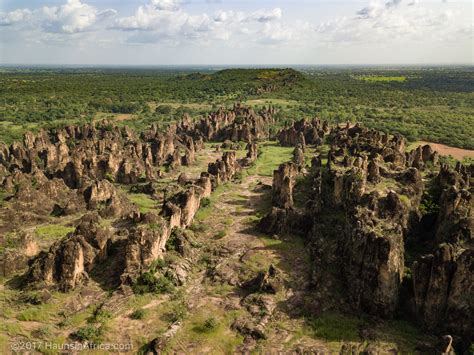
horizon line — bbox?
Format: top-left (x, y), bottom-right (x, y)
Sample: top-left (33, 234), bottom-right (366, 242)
top-left (1, 63), bottom-right (473, 68)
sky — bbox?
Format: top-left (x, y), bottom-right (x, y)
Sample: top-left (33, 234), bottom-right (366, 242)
top-left (0, 0), bottom-right (472, 65)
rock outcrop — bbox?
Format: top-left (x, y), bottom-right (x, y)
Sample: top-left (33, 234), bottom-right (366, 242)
top-left (26, 214), bottom-right (112, 291)
top-left (278, 118), bottom-right (327, 147)
top-left (177, 104), bottom-right (275, 142)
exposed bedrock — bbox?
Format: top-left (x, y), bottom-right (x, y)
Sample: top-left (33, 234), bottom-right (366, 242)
top-left (278, 118), bottom-right (328, 147)
top-left (23, 148), bottom-right (243, 291)
top-left (26, 213), bottom-right (112, 292)
top-left (413, 245), bottom-right (473, 348)
top-left (271, 162), bottom-right (299, 209)
top-left (176, 104), bottom-right (275, 142)
top-left (0, 122), bottom-right (200, 189)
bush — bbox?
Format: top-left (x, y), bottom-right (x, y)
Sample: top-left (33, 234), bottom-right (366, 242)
top-left (89, 308), bottom-right (113, 324)
top-left (200, 197), bottom-right (211, 208)
top-left (130, 308), bottom-right (147, 320)
top-left (168, 303), bottom-right (187, 322)
top-left (214, 230), bottom-right (226, 239)
top-left (155, 105), bottom-right (173, 114)
top-left (201, 317), bottom-right (219, 333)
top-left (132, 272), bottom-right (175, 295)
top-left (73, 325), bottom-right (104, 343)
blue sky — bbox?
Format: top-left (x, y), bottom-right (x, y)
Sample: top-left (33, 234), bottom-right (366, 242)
top-left (0, 0), bottom-right (472, 65)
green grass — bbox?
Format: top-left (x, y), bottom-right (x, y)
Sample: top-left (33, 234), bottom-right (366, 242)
top-left (167, 306), bottom-right (244, 353)
top-left (245, 142), bottom-right (294, 177)
top-left (307, 313), bottom-right (361, 341)
top-left (58, 306), bottom-right (95, 328)
top-left (354, 75), bottom-right (407, 82)
top-left (130, 308), bottom-right (147, 320)
top-left (35, 224), bottom-right (75, 241)
top-left (16, 303), bottom-right (56, 322)
top-left (127, 193), bottom-right (159, 214)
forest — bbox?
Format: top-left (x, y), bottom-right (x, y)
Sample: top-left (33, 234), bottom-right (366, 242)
top-left (0, 66), bottom-right (473, 149)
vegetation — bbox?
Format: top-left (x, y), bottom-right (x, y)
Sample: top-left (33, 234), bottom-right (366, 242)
top-left (35, 224), bottom-right (75, 241)
top-left (132, 272), bottom-right (175, 295)
top-left (127, 193), bottom-right (158, 214)
top-left (307, 313), bottom-right (361, 341)
top-left (0, 67), bottom-right (472, 149)
top-left (245, 142), bottom-right (294, 177)
top-left (73, 325), bottom-right (104, 344)
top-left (130, 308), bottom-right (147, 320)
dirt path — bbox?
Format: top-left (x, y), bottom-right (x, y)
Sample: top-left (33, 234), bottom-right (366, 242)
top-left (162, 174), bottom-right (325, 353)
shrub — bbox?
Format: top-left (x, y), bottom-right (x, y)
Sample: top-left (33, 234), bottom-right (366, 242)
top-left (89, 308), bottom-right (113, 324)
top-left (155, 105), bottom-right (173, 114)
top-left (200, 197), bottom-right (211, 208)
top-left (32, 326), bottom-right (52, 338)
top-left (168, 303), bottom-right (187, 323)
top-left (132, 272), bottom-right (175, 295)
top-left (130, 309), bottom-right (147, 320)
top-left (201, 317), bottom-right (219, 333)
top-left (214, 230), bottom-right (226, 239)
top-left (73, 325), bottom-right (104, 343)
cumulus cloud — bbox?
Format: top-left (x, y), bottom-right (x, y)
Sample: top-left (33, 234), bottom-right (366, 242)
top-left (0, 9), bottom-right (32, 26)
top-left (319, 0), bottom-right (465, 44)
top-left (0, 0), bottom-right (469, 52)
top-left (150, 0), bottom-right (182, 11)
top-left (41, 0), bottom-right (116, 33)
top-left (113, 0), bottom-right (288, 45)
top-left (251, 8), bottom-right (282, 23)
top-left (0, 0), bottom-right (116, 34)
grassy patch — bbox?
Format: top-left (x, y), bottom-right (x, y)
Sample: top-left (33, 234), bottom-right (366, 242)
top-left (375, 319), bottom-right (423, 351)
top-left (168, 306), bottom-right (243, 353)
top-left (245, 142), bottom-right (294, 177)
top-left (16, 303), bottom-right (56, 322)
top-left (307, 313), bottom-right (361, 341)
top-left (354, 75), bottom-right (407, 82)
top-left (35, 224), bottom-right (75, 241)
top-left (127, 193), bottom-right (158, 214)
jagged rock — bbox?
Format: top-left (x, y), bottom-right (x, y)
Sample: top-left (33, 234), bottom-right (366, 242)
top-left (272, 162), bottom-right (298, 209)
top-left (0, 123), bottom-right (202, 191)
top-left (258, 207), bottom-right (310, 236)
top-left (241, 265), bottom-right (283, 294)
top-left (292, 146), bottom-right (305, 169)
top-left (367, 160), bottom-right (381, 183)
top-left (435, 186), bottom-right (472, 244)
top-left (121, 217), bottom-right (169, 284)
top-left (278, 118), bottom-right (326, 147)
top-left (406, 144), bottom-right (439, 169)
top-left (0, 232), bottom-right (38, 277)
top-left (83, 180), bottom-right (136, 218)
top-left (413, 245), bottom-right (473, 346)
top-left (177, 104), bottom-right (274, 142)
top-left (341, 213), bottom-right (405, 317)
top-left (246, 142), bottom-right (258, 161)
top-left (26, 214), bottom-right (111, 291)
top-left (208, 151), bottom-right (240, 184)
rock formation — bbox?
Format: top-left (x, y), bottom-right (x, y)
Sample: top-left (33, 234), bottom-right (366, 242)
top-left (176, 103), bottom-right (275, 142)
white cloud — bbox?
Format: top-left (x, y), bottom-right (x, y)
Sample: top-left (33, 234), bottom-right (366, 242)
top-left (150, 0), bottom-right (182, 11)
top-left (113, 1), bottom-right (288, 45)
top-left (0, 0), bottom-right (116, 34)
top-left (251, 8), bottom-right (282, 23)
top-left (319, 0), bottom-right (467, 44)
top-left (0, 0), bottom-right (470, 62)
top-left (41, 0), bottom-right (116, 34)
top-left (0, 9), bottom-right (32, 26)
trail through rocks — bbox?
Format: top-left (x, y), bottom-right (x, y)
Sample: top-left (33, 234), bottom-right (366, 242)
top-left (166, 174), bottom-right (327, 352)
